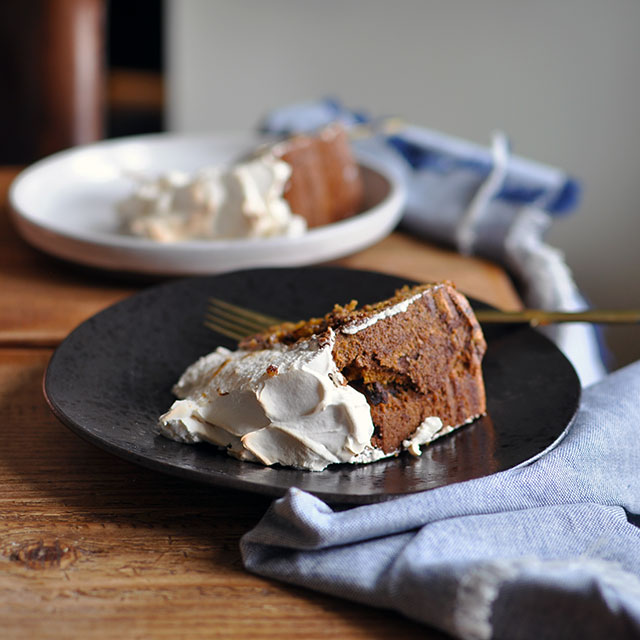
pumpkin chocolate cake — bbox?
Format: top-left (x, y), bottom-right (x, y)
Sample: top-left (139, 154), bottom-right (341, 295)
top-left (158, 282), bottom-right (487, 471)
top-left (270, 122), bottom-right (364, 228)
top-left (240, 282), bottom-right (487, 456)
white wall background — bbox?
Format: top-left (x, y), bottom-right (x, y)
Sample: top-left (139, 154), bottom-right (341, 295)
top-left (166, 0), bottom-right (640, 370)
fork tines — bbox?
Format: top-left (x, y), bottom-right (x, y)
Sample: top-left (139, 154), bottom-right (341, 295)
top-left (205, 297), bottom-right (282, 341)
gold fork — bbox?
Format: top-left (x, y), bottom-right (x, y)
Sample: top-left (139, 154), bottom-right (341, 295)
top-left (205, 298), bottom-right (282, 341)
top-left (205, 297), bottom-right (640, 342)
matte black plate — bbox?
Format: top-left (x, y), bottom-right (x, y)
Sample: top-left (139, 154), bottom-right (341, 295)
top-left (44, 267), bottom-right (581, 504)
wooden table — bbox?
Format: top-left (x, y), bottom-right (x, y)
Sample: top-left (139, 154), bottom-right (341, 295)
top-left (0, 167), bottom-right (520, 639)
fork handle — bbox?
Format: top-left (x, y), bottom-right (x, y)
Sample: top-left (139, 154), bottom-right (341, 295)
top-left (475, 309), bottom-right (640, 325)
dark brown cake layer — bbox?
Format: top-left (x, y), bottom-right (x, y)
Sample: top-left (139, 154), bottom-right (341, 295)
top-left (331, 284), bottom-right (486, 453)
top-left (240, 283), bottom-right (487, 455)
top-left (273, 123), bottom-right (364, 228)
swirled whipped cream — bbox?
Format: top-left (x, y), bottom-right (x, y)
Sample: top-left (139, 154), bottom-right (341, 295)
top-left (117, 154), bottom-right (306, 242)
top-left (159, 331), bottom-right (384, 471)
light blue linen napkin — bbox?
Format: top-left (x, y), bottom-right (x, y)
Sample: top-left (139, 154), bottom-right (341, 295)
top-left (241, 360), bottom-right (640, 640)
top-left (260, 98), bottom-right (607, 386)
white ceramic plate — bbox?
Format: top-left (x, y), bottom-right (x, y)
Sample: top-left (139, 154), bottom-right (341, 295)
top-left (9, 132), bottom-right (407, 276)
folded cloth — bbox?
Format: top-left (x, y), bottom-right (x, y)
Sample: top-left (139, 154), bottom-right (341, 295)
top-left (241, 360), bottom-right (640, 640)
top-left (260, 98), bottom-right (607, 386)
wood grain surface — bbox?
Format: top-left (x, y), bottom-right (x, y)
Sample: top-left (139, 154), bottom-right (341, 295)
top-left (1, 170), bottom-right (136, 347)
top-left (335, 232), bottom-right (521, 309)
top-left (1, 164), bottom-right (520, 638)
top-left (0, 349), bottom-right (450, 639)
top-left (1, 168), bottom-right (520, 349)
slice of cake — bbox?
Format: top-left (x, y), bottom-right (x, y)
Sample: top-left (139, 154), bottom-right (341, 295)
top-left (118, 123), bottom-right (364, 241)
top-left (271, 123), bottom-right (364, 228)
top-left (158, 282), bottom-right (487, 471)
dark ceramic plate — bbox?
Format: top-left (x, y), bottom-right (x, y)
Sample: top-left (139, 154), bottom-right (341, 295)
top-left (44, 267), bottom-right (581, 504)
